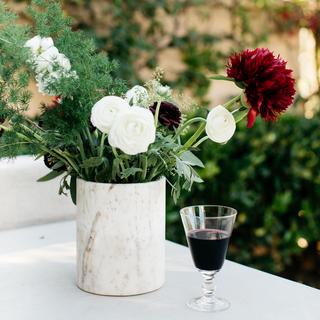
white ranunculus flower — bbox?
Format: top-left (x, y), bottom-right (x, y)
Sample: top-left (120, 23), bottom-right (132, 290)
top-left (108, 106), bottom-right (156, 155)
top-left (24, 35), bottom-right (54, 57)
top-left (91, 96), bottom-right (130, 133)
top-left (125, 85), bottom-right (149, 106)
top-left (205, 105), bottom-right (236, 144)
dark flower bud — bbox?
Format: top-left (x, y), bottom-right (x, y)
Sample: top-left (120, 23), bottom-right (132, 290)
top-left (149, 101), bottom-right (181, 130)
top-left (44, 153), bottom-right (66, 171)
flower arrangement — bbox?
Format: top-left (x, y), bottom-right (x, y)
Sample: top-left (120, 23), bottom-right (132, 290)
top-left (0, 1), bottom-right (295, 204)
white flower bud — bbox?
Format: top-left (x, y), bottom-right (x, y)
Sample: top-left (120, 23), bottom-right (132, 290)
top-left (205, 105), bottom-right (236, 144)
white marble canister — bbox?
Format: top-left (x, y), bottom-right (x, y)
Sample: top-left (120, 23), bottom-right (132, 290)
top-left (76, 178), bottom-right (166, 296)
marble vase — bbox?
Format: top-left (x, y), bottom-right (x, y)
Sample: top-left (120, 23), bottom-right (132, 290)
top-left (76, 178), bottom-right (166, 296)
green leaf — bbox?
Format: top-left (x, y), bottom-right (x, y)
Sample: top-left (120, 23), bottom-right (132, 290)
top-left (111, 158), bottom-right (121, 180)
top-left (80, 157), bottom-right (104, 169)
top-left (70, 175), bottom-right (77, 205)
top-left (240, 94), bottom-right (249, 108)
top-left (176, 157), bottom-right (191, 178)
top-left (37, 170), bottom-right (64, 182)
top-left (209, 75), bottom-right (234, 82)
top-left (51, 160), bottom-right (65, 170)
top-left (180, 151), bottom-right (204, 168)
top-left (121, 167), bottom-right (143, 179)
top-left (171, 177), bottom-right (181, 204)
top-left (190, 167), bottom-right (203, 183)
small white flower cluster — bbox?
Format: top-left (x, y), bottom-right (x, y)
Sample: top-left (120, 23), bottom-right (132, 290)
top-left (91, 95), bottom-right (155, 155)
top-left (125, 82), bottom-right (171, 108)
top-left (24, 35), bottom-right (77, 95)
top-left (151, 80), bottom-right (172, 98)
top-left (125, 85), bottom-right (149, 106)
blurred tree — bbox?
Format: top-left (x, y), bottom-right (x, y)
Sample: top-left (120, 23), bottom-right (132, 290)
top-left (60, 0), bottom-right (270, 103)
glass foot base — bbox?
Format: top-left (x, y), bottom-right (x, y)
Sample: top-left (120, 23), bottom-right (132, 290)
top-left (187, 296), bottom-right (230, 312)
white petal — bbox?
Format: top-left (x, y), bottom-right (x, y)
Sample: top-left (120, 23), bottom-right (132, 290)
top-left (40, 37), bottom-right (54, 52)
top-left (35, 46), bottom-right (60, 72)
top-left (24, 35), bottom-right (41, 51)
top-left (25, 36), bottom-right (54, 57)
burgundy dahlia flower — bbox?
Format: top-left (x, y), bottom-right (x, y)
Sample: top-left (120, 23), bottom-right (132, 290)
top-left (227, 48), bottom-right (295, 128)
top-left (150, 101), bottom-right (181, 130)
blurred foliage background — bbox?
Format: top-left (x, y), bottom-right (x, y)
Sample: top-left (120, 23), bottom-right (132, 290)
top-left (5, 0), bottom-right (320, 287)
top-left (167, 114), bottom-right (320, 288)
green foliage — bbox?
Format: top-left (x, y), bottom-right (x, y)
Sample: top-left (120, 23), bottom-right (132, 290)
top-left (0, 0), bottom-right (214, 202)
top-left (167, 114), bottom-right (320, 287)
top-left (27, 0), bottom-right (126, 138)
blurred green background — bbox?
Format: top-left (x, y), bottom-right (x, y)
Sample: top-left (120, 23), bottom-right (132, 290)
top-left (5, 0), bottom-right (320, 288)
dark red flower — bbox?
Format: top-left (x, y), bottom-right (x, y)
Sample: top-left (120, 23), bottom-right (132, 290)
top-left (227, 48), bottom-right (295, 128)
top-left (149, 101), bottom-right (181, 130)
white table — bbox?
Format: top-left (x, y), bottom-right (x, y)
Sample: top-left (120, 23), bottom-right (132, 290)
top-left (0, 156), bottom-right (75, 230)
top-left (0, 221), bottom-right (319, 320)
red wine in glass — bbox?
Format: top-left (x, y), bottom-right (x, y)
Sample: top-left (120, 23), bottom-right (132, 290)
top-left (187, 229), bottom-right (230, 271)
top-left (181, 205), bottom-right (237, 312)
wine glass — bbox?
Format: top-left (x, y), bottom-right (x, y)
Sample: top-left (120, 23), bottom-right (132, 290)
top-left (180, 205), bottom-right (237, 312)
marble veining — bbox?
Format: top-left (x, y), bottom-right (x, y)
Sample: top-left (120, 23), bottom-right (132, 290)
top-left (76, 178), bottom-right (166, 296)
top-left (80, 211), bottom-right (101, 286)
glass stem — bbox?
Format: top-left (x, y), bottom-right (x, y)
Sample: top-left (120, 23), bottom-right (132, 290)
top-left (200, 270), bottom-right (217, 303)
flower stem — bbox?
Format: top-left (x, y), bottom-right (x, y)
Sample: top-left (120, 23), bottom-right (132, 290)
top-left (99, 133), bottom-right (106, 158)
top-left (223, 94), bottom-right (242, 110)
top-left (77, 133), bottom-right (89, 176)
top-left (174, 117), bottom-right (206, 140)
top-left (154, 100), bottom-right (162, 127)
top-left (84, 127), bottom-right (95, 155)
top-left (141, 156), bottom-right (148, 181)
top-left (149, 162), bottom-right (164, 181)
top-left (192, 136), bottom-right (209, 148)
top-left (112, 147), bottom-right (126, 174)
top-left (178, 122), bottom-right (206, 155)
top-left (209, 74), bottom-right (235, 82)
